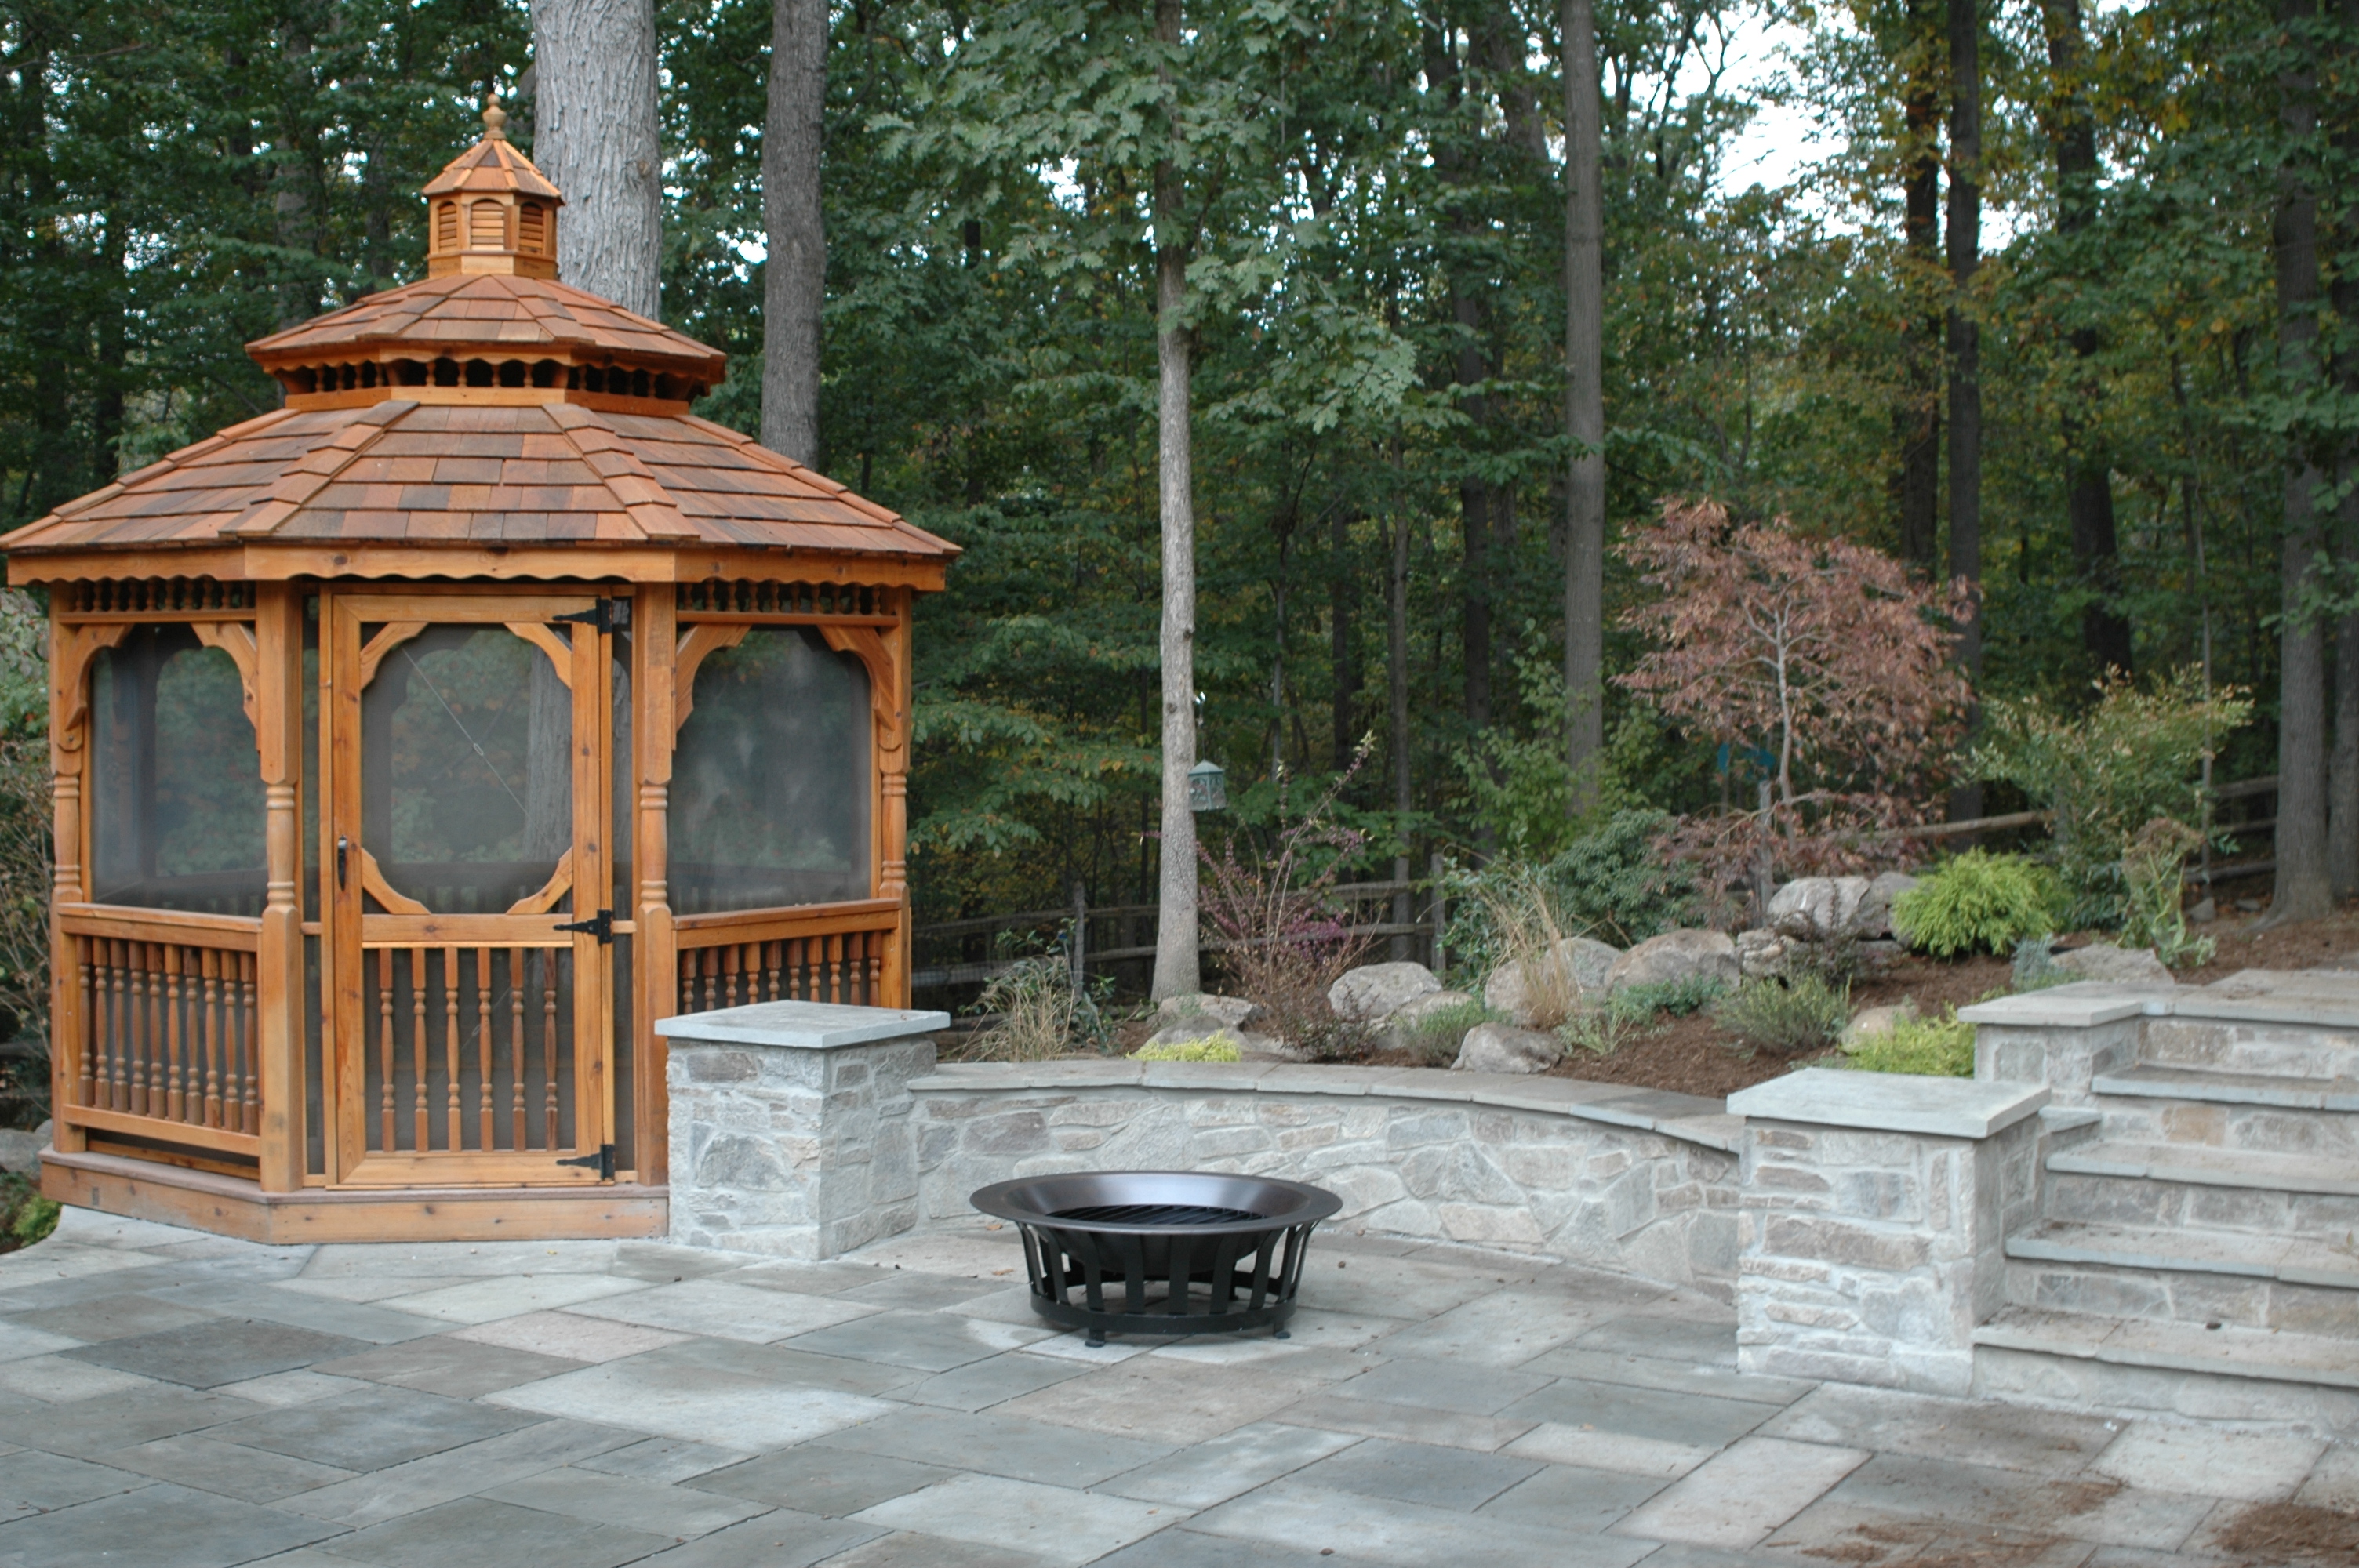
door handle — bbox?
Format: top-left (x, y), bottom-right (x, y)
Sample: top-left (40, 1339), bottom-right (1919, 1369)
top-left (336, 836), bottom-right (348, 890)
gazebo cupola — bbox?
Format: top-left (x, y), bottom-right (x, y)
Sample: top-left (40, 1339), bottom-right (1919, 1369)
top-left (5, 103), bottom-right (955, 1243)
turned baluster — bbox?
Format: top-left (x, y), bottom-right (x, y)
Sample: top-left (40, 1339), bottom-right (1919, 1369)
top-left (509, 947), bottom-right (527, 1150)
top-left (76, 941), bottom-right (96, 1108)
top-left (201, 949), bottom-right (222, 1128)
top-left (410, 947), bottom-right (430, 1152)
top-left (239, 952), bottom-right (259, 1134)
top-left (376, 948), bottom-right (396, 1151)
top-left (542, 952), bottom-right (560, 1149)
top-left (473, 946), bottom-right (493, 1152)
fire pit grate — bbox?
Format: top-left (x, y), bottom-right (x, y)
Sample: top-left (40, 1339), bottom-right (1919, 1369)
top-left (973, 1170), bottom-right (1343, 1344)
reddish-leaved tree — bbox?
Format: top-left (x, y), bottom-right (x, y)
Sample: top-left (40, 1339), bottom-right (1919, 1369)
top-left (1617, 499), bottom-right (1972, 901)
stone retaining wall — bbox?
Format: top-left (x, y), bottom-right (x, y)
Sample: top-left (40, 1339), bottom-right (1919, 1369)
top-left (907, 1062), bottom-right (1744, 1299)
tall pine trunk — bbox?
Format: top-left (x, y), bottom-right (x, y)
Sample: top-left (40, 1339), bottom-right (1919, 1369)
top-left (1150, 0), bottom-right (1199, 1000)
top-left (764, 0), bottom-right (826, 465)
top-left (2040, 0), bottom-right (2133, 677)
top-left (1563, 0), bottom-right (1605, 804)
top-left (1895, 0), bottom-right (1941, 572)
top-left (1331, 508), bottom-right (1361, 772)
top-left (2270, 0), bottom-right (2332, 924)
top-left (1390, 499), bottom-right (1413, 960)
top-left (1946, 0), bottom-right (1985, 821)
top-left (529, 0), bottom-right (663, 318)
top-left (2328, 0), bottom-right (2359, 899)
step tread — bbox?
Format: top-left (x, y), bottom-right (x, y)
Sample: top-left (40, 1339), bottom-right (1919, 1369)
top-left (1973, 1305), bottom-right (2359, 1390)
top-left (2046, 1139), bottom-right (2359, 1196)
top-left (2095, 1064), bottom-right (2359, 1112)
top-left (2006, 1219), bottom-right (2359, 1288)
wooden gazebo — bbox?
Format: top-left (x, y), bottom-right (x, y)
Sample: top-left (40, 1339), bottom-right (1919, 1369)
top-left (5, 107), bottom-right (954, 1241)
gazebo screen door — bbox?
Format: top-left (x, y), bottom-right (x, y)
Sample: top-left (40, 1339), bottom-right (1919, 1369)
top-left (325, 592), bottom-right (619, 1187)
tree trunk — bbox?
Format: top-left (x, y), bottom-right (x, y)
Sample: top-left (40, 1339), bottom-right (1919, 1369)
top-left (1150, 0), bottom-right (1199, 1001)
top-left (1946, 0), bottom-right (1985, 822)
top-left (529, 0), bottom-right (663, 319)
top-left (2270, 0), bottom-right (2332, 924)
top-left (1331, 507), bottom-right (1361, 771)
top-left (1390, 499), bottom-right (1413, 960)
top-left (763, 0), bottom-right (827, 466)
top-left (2328, 0), bottom-right (2359, 898)
top-left (272, 27), bottom-right (320, 334)
top-left (1563, 0), bottom-right (1605, 806)
top-left (1895, 0), bottom-right (1941, 572)
top-left (2040, 0), bottom-right (2133, 678)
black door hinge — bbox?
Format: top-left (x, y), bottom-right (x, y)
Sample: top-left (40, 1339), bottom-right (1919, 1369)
top-left (554, 908), bottom-right (613, 943)
top-left (554, 597), bottom-right (631, 633)
top-left (557, 1143), bottom-right (615, 1180)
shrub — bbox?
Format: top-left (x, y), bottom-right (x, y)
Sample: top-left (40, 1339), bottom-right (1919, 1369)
top-left (1615, 975), bottom-right (1728, 1018)
top-left (2120, 817), bottom-right (2215, 969)
top-left (1893, 851), bottom-right (2061, 957)
top-left (961, 954), bottom-right (1104, 1061)
top-left (1445, 809), bottom-right (1697, 981)
top-left (1561, 973), bottom-right (1732, 1058)
top-left (1131, 1037), bottom-right (1242, 1062)
top-left (2011, 935), bottom-right (2070, 992)
top-left (1465, 869), bottom-right (1580, 1031)
top-left (1973, 669), bottom-right (2251, 924)
top-left (0, 1170), bottom-right (57, 1255)
top-left (1397, 996), bottom-right (1493, 1067)
top-left (1200, 759), bottom-right (1375, 1057)
top-left (1711, 974), bottom-right (1850, 1054)
top-left (1846, 1008), bottom-right (1975, 1076)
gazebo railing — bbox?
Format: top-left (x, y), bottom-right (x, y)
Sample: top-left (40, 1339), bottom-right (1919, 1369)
top-left (674, 898), bottom-right (902, 1012)
top-left (56, 905), bottom-right (264, 1158)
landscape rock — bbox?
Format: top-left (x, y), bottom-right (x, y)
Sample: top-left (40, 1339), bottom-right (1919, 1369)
top-left (1605, 929), bottom-right (1741, 995)
top-left (1735, 927), bottom-right (1788, 978)
top-left (1481, 936), bottom-right (1622, 1027)
top-left (1155, 993), bottom-right (1265, 1032)
top-left (1767, 877), bottom-right (1871, 939)
top-left (2051, 942), bottom-right (2173, 985)
top-left (1327, 961), bottom-right (1442, 1023)
top-left (2189, 898), bottom-right (2217, 924)
top-left (1141, 1022), bottom-right (1306, 1062)
top-left (0, 1119), bottom-right (47, 1175)
top-left (1452, 1022), bottom-right (1563, 1075)
top-left (1840, 1001), bottom-right (1916, 1051)
top-left (1855, 873), bottom-right (1919, 939)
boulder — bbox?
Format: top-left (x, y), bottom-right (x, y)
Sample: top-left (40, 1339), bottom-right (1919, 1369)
top-left (1839, 1000), bottom-right (1916, 1051)
top-left (0, 1118), bottom-right (48, 1176)
top-left (1735, 927), bottom-right (1788, 978)
top-left (1140, 1022), bottom-right (1305, 1062)
top-left (1155, 993), bottom-right (1265, 1032)
top-left (2188, 898), bottom-right (2217, 924)
top-left (1327, 961), bottom-right (1441, 1023)
top-left (2052, 942), bottom-right (2173, 985)
top-left (1605, 929), bottom-right (1740, 994)
top-left (1452, 1022), bottom-right (1562, 1075)
top-left (1481, 937), bottom-right (1621, 1027)
top-left (1855, 873), bottom-right (1919, 939)
top-left (1767, 876), bottom-right (1871, 939)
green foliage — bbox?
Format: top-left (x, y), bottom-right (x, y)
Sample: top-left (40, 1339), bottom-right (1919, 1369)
top-left (0, 1171), bottom-right (59, 1254)
top-left (1614, 975), bottom-right (1729, 1018)
top-left (1397, 997), bottom-right (1493, 1067)
top-left (2011, 936), bottom-right (2071, 993)
top-left (1973, 671), bottom-right (2253, 925)
top-left (1893, 851), bottom-right (2063, 958)
top-left (1445, 810), bottom-right (1697, 980)
top-left (1845, 1010), bottom-right (1976, 1078)
top-left (2120, 818), bottom-right (2216, 970)
top-left (1130, 1037), bottom-right (1242, 1062)
top-left (1711, 975), bottom-right (1852, 1054)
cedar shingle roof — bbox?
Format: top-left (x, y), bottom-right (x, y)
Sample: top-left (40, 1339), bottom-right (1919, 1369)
top-left (420, 132), bottom-right (561, 201)
top-left (4, 400), bottom-right (955, 559)
top-left (249, 272), bottom-right (725, 382)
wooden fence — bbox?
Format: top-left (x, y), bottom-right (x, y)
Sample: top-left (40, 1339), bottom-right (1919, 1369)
top-left (912, 856), bottom-right (1452, 996)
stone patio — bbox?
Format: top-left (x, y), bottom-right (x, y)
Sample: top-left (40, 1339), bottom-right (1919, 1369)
top-left (1, 1207), bottom-right (2350, 1568)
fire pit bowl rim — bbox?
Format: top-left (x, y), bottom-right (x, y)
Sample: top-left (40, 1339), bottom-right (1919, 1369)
top-left (970, 1169), bottom-right (1343, 1236)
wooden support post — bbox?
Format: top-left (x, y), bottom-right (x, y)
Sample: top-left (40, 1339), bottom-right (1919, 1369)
top-left (254, 586), bottom-right (304, 1190)
top-left (1429, 851), bottom-right (1448, 982)
top-left (48, 604), bottom-right (89, 1156)
top-left (634, 585), bottom-right (675, 1185)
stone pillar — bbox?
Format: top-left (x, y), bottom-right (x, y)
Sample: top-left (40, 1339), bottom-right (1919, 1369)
top-left (1957, 982), bottom-right (2168, 1105)
top-left (1728, 1069), bottom-right (2048, 1396)
top-left (656, 1000), bottom-right (947, 1259)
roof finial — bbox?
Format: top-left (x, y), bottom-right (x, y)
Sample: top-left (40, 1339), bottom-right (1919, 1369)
top-left (482, 95), bottom-right (508, 141)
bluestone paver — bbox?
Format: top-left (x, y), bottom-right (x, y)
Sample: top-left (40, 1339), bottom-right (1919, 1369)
top-left (0, 1205), bottom-right (2346, 1568)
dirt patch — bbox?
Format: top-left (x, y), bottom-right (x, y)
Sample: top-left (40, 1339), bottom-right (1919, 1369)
top-left (2209, 1499), bottom-right (2359, 1565)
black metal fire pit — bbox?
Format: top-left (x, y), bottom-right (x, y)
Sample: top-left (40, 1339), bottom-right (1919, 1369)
top-left (972, 1171), bottom-right (1343, 1343)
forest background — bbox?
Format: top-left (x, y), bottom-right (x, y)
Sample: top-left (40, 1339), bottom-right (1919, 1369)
top-left (0, 0), bottom-right (2350, 950)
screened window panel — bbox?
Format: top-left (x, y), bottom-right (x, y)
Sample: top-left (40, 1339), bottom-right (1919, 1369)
top-left (671, 627), bottom-right (870, 913)
top-left (90, 626), bottom-right (265, 915)
top-left (361, 625), bottom-right (571, 915)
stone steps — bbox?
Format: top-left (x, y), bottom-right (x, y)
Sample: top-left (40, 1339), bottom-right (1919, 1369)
top-left (2090, 1065), bottom-right (2359, 1159)
top-left (1972, 1305), bottom-right (2359, 1436)
top-left (2143, 1014), bottom-right (2359, 1081)
top-left (2042, 1139), bottom-right (2359, 1236)
top-left (2003, 1221), bottom-right (2359, 1340)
